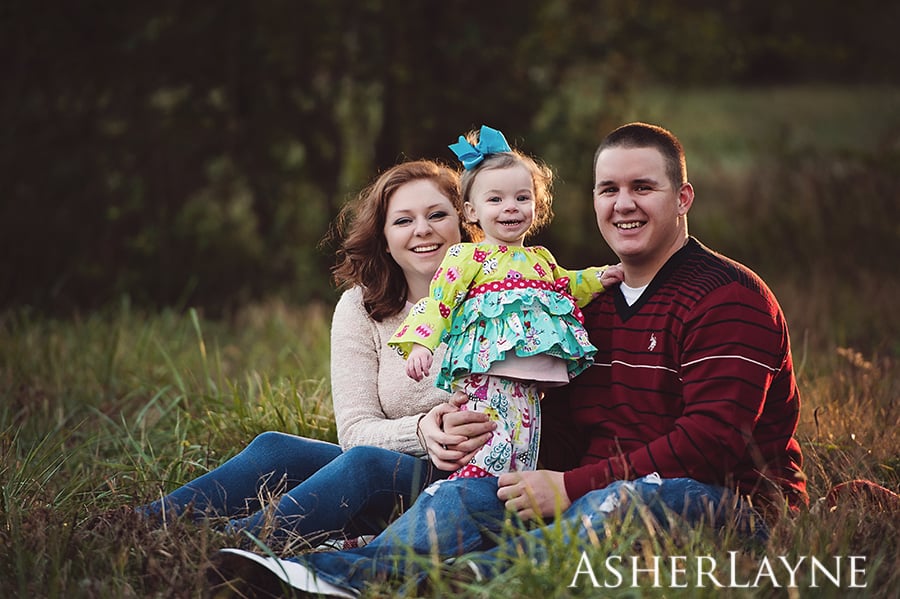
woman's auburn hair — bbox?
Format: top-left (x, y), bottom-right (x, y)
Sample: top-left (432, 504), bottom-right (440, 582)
top-left (327, 159), bottom-right (462, 321)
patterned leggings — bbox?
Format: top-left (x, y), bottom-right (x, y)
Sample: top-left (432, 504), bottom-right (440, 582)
top-left (449, 373), bottom-right (542, 479)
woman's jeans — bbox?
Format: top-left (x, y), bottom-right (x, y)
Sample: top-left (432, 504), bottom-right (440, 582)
top-left (138, 432), bottom-right (447, 541)
top-left (293, 474), bottom-right (769, 592)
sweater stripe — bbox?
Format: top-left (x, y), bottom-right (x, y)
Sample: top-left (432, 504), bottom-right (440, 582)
top-left (682, 354), bottom-right (779, 372)
top-left (592, 360), bottom-right (679, 374)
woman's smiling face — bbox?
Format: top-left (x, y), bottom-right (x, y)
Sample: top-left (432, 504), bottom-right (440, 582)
top-left (383, 178), bottom-right (461, 290)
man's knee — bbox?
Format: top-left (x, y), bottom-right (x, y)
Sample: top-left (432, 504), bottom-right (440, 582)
top-left (573, 480), bottom-right (634, 513)
top-left (573, 476), bottom-right (731, 531)
top-left (422, 479), bottom-right (502, 515)
top-left (568, 475), bottom-right (669, 526)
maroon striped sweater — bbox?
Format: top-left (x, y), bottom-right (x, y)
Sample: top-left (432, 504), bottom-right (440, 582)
top-left (541, 238), bottom-right (808, 512)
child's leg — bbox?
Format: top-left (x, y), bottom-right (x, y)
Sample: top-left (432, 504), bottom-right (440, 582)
top-left (512, 380), bottom-right (542, 471)
top-left (450, 374), bottom-right (541, 478)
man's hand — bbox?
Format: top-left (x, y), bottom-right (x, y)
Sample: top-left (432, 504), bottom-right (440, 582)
top-left (406, 344), bottom-right (433, 381)
top-left (497, 470), bottom-right (571, 521)
top-left (418, 391), bottom-right (495, 471)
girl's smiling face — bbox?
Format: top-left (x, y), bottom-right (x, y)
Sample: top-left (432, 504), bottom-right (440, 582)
top-left (463, 165), bottom-right (535, 246)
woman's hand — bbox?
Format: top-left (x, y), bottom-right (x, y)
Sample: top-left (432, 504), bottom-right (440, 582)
top-left (418, 392), bottom-right (495, 471)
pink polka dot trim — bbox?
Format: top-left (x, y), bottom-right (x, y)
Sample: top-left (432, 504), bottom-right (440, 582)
top-left (466, 278), bottom-right (555, 299)
top-left (448, 464), bottom-right (494, 480)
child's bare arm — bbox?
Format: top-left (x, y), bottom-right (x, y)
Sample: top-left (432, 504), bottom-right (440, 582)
top-left (406, 344), bottom-right (434, 381)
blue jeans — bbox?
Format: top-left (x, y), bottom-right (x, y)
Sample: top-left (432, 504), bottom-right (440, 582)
top-left (138, 432), bottom-right (447, 540)
top-left (293, 475), bottom-right (768, 593)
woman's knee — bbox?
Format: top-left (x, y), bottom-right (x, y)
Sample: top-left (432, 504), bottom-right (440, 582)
top-left (341, 446), bottom-right (407, 478)
top-left (246, 431), bottom-right (341, 461)
top-left (245, 431), bottom-right (294, 455)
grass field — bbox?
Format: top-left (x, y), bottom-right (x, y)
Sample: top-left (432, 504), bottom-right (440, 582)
top-left (2, 85), bottom-right (899, 597)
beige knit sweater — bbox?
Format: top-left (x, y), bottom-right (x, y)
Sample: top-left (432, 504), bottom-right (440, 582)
top-left (330, 287), bottom-right (450, 457)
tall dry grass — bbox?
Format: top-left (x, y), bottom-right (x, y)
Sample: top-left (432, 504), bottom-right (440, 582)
top-left (1, 297), bottom-right (897, 597)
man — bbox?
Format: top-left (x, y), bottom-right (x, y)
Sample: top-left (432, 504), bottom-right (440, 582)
top-left (211, 123), bottom-right (808, 597)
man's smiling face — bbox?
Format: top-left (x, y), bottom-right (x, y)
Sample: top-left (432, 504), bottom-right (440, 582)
top-left (593, 146), bottom-right (692, 283)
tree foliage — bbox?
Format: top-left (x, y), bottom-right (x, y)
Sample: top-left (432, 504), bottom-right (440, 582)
top-left (2, 0), bottom-right (896, 312)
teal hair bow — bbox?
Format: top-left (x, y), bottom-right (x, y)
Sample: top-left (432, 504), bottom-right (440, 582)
top-left (448, 125), bottom-right (512, 170)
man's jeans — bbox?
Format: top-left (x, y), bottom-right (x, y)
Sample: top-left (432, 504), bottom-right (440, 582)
top-left (294, 474), bottom-right (768, 592)
top-left (138, 432), bottom-right (446, 540)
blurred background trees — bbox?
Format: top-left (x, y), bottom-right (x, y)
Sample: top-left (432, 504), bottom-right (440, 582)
top-left (2, 0), bottom-right (898, 316)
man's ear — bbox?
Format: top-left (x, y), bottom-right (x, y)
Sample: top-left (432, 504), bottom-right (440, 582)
top-left (677, 182), bottom-right (694, 215)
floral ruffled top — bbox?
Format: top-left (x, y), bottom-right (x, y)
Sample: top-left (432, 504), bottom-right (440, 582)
top-left (390, 242), bottom-right (610, 392)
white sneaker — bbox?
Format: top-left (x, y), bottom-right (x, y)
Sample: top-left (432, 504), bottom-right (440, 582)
top-left (214, 548), bottom-right (358, 598)
top-left (314, 535), bottom-right (374, 551)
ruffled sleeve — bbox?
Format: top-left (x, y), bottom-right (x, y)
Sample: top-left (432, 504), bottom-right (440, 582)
top-left (534, 246), bottom-right (610, 308)
top-left (389, 243), bottom-right (483, 357)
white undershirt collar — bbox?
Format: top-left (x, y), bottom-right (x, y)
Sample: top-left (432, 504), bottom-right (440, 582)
top-left (620, 282), bottom-right (648, 306)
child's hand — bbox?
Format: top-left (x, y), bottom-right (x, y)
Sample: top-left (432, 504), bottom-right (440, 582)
top-left (406, 344), bottom-right (434, 381)
top-left (599, 263), bottom-right (624, 287)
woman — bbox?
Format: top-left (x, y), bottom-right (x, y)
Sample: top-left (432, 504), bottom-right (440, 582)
top-left (138, 160), bottom-right (493, 545)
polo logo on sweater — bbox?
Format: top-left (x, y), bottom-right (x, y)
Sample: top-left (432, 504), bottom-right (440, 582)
top-left (648, 333), bottom-right (658, 351)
